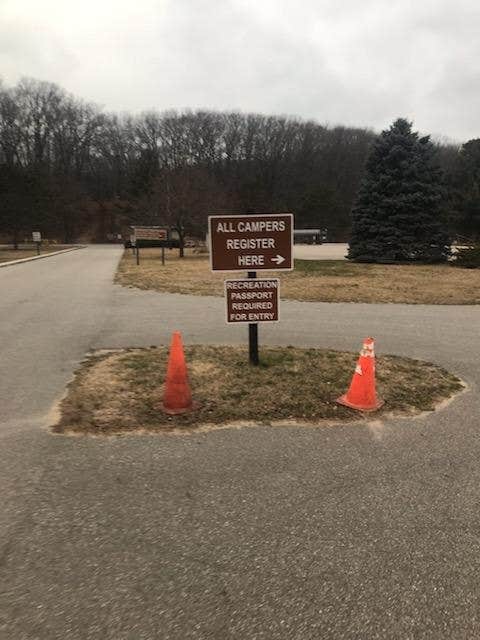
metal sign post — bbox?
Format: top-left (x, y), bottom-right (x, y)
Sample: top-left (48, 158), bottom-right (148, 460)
top-left (248, 271), bottom-right (259, 365)
top-left (32, 231), bottom-right (41, 255)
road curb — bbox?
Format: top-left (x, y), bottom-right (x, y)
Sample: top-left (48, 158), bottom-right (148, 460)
top-left (0, 246), bottom-right (86, 268)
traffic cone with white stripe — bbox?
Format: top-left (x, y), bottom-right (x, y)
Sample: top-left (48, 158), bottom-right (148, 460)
top-left (336, 338), bottom-right (384, 411)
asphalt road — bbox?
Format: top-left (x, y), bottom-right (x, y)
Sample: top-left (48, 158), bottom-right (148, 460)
top-left (1, 245), bottom-right (480, 639)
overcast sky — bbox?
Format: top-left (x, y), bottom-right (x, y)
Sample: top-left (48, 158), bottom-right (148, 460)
top-left (1, 0), bottom-right (478, 142)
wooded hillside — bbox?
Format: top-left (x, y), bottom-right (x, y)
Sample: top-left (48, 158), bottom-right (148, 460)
top-left (0, 78), bottom-right (477, 244)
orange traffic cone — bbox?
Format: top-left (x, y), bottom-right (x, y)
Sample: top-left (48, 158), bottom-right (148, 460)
top-left (161, 331), bottom-right (199, 414)
top-left (336, 337), bottom-right (384, 412)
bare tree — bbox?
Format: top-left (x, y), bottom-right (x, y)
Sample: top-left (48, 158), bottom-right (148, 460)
top-left (141, 165), bottom-right (236, 257)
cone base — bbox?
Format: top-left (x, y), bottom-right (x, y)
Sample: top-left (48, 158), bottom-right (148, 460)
top-left (160, 400), bottom-right (201, 415)
top-left (336, 394), bottom-right (385, 412)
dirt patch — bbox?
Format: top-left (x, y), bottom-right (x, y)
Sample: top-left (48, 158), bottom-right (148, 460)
top-left (53, 345), bottom-right (464, 435)
top-left (115, 249), bottom-right (480, 304)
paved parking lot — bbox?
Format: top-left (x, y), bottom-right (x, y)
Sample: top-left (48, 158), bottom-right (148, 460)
top-left (294, 243), bottom-right (348, 260)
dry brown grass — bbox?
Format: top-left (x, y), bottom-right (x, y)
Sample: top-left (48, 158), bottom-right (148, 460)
top-left (0, 246), bottom-right (71, 264)
top-left (0, 251), bottom-right (38, 263)
top-left (115, 248), bottom-right (480, 304)
top-left (54, 345), bottom-right (463, 435)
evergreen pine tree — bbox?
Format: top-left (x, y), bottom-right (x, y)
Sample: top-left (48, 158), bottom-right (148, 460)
top-left (348, 118), bottom-right (450, 263)
top-left (452, 139), bottom-right (480, 240)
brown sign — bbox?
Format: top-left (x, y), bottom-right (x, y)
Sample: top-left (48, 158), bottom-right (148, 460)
top-left (208, 214), bottom-right (293, 271)
top-left (225, 278), bottom-right (280, 323)
top-left (133, 227), bottom-right (168, 241)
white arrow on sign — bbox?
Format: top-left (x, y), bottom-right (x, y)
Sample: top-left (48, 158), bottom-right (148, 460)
top-left (271, 255), bottom-right (285, 265)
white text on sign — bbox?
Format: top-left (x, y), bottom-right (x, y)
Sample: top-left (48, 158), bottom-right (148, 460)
top-left (216, 220), bottom-right (286, 233)
top-left (209, 213), bottom-right (293, 272)
top-left (225, 279), bottom-right (280, 323)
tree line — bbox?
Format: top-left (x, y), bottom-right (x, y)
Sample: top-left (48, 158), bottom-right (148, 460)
top-left (0, 77), bottom-right (478, 247)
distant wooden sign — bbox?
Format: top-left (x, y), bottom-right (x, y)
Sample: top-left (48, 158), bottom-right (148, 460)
top-left (225, 278), bottom-right (280, 323)
top-left (208, 214), bottom-right (293, 271)
top-left (133, 227), bottom-right (168, 242)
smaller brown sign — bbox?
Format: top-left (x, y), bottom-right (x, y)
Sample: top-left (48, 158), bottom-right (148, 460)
top-left (225, 278), bottom-right (280, 324)
top-left (133, 226), bottom-right (168, 241)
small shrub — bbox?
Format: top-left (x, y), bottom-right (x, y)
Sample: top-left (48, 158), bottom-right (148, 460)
top-left (454, 245), bottom-right (480, 269)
